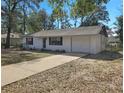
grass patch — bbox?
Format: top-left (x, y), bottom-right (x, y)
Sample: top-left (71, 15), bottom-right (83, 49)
top-left (1, 50), bottom-right (57, 66)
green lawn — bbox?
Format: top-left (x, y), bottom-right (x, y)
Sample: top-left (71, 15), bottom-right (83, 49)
top-left (1, 49), bottom-right (58, 66)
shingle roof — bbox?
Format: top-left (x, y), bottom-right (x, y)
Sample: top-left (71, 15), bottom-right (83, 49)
top-left (108, 36), bottom-right (120, 43)
top-left (26, 26), bottom-right (102, 37)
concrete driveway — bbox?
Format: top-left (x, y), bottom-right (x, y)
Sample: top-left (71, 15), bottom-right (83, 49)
top-left (2, 53), bottom-right (87, 86)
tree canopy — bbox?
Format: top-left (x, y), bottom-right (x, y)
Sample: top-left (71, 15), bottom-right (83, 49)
top-left (1, 0), bottom-right (110, 48)
top-left (115, 15), bottom-right (123, 43)
top-left (1, 0), bottom-right (43, 48)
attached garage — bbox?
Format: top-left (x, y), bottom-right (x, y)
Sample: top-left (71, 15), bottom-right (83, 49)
top-left (71, 36), bottom-right (90, 53)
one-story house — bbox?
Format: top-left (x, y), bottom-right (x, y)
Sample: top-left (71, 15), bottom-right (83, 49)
top-left (22, 26), bottom-right (108, 54)
top-left (1, 33), bottom-right (22, 47)
top-left (107, 36), bottom-right (120, 47)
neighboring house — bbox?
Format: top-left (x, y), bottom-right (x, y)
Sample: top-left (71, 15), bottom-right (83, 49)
top-left (23, 26), bottom-right (108, 54)
top-left (107, 36), bottom-right (120, 47)
top-left (106, 29), bottom-right (115, 37)
top-left (1, 33), bottom-right (22, 46)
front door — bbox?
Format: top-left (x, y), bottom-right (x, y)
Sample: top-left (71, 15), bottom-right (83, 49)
top-left (43, 38), bottom-right (46, 48)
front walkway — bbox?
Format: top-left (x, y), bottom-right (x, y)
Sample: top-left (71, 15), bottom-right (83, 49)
top-left (2, 53), bottom-right (87, 86)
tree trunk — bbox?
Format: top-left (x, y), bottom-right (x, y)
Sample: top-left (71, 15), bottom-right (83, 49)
top-left (4, 0), bottom-right (18, 48)
top-left (80, 16), bottom-right (84, 26)
top-left (60, 18), bottom-right (63, 29)
top-left (23, 12), bottom-right (26, 33)
top-left (57, 18), bottom-right (59, 29)
top-left (74, 21), bottom-right (76, 28)
top-left (5, 18), bottom-right (11, 48)
top-left (5, 0), bottom-right (11, 49)
top-left (23, 6), bottom-right (26, 33)
top-left (74, 16), bottom-right (77, 28)
top-left (120, 29), bottom-right (123, 43)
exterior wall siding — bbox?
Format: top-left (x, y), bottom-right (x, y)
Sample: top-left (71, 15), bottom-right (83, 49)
top-left (90, 35), bottom-right (98, 54)
top-left (91, 34), bottom-right (107, 54)
top-left (90, 35), bottom-right (103, 54)
top-left (22, 34), bottom-right (107, 54)
top-left (46, 36), bottom-right (71, 52)
top-left (23, 37), bottom-right (43, 49)
top-left (71, 35), bottom-right (105, 54)
top-left (95, 35), bottom-right (101, 53)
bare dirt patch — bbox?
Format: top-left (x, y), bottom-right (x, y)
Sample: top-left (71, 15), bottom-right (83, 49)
top-left (2, 52), bottom-right (122, 93)
top-left (83, 51), bottom-right (123, 60)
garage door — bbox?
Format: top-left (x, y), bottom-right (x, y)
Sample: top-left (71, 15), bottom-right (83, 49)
top-left (72, 36), bottom-right (90, 53)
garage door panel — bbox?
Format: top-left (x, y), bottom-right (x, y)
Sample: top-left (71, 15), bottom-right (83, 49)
top-left (72, 36), bottom-right (90, 53)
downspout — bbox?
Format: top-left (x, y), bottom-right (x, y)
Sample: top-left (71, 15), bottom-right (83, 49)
top-left (89, 36), bottom-right (91, 54)
top-left (70, 36), bottom-right (72, 52)
top-left (100, 35), bottom-right (102, 51)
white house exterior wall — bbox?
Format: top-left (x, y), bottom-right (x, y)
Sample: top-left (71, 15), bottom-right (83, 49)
top-left (90, 35), bottom-right (103, 54)
top-left (91, 34), bottom-right (107, 54)
top-left (33, 38), bottom-right (43, 49)
top-left (23, 37), bottom-right (43, 49)
top-left (90, 35), bottom-right (98, 54)
top-left (46, 36), bottom-right (71, 52)
top-left (95, 35), bottom-right (102, 53)
top-left (22, 34), bottom-right (106, 54)
top-left (71, 35), bottom-right (105, 54)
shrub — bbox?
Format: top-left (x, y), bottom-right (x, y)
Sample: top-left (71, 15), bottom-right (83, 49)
top-left (1, 43), bottom-right (5, 49)
top-left (55, 49), bottom-right (66, 53)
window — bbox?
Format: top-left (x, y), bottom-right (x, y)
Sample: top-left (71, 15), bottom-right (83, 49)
top-left (11, 35), bottom-right (14, 38)
top-left (49, 37), bottom-right (63, 45)
top-left (26, 37), bottom-right (33, 45)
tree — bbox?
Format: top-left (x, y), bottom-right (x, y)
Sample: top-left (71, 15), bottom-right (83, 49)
top-left (51, 7), bottom-right (65, 29)
top-left (71, 0), bottom-right (110, 27)
top-left (81, 5), bottom-right (110, 26)
top-left (47, 14), bottom-right (56, 30)
top-left (115, 15), bottom-right (123, 43)
top-left (61, 14), bottom-right (72, 29)
top-left (38, 9), bottom-right (49, 30)
top-left (1, 0), bottom-right (43, 48)
top-left (26, 9), bottom-right (56, 33)
top-left (1, 0), bottom-right (21, 48)
top-left (48, 0), bottom-right (69, 29)
top-left (70, 2), bottom-right (78, 28)
top-left (26, 12), bottom-right (41, 33)
top-left (26, 9), bottom-right (49, 33)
